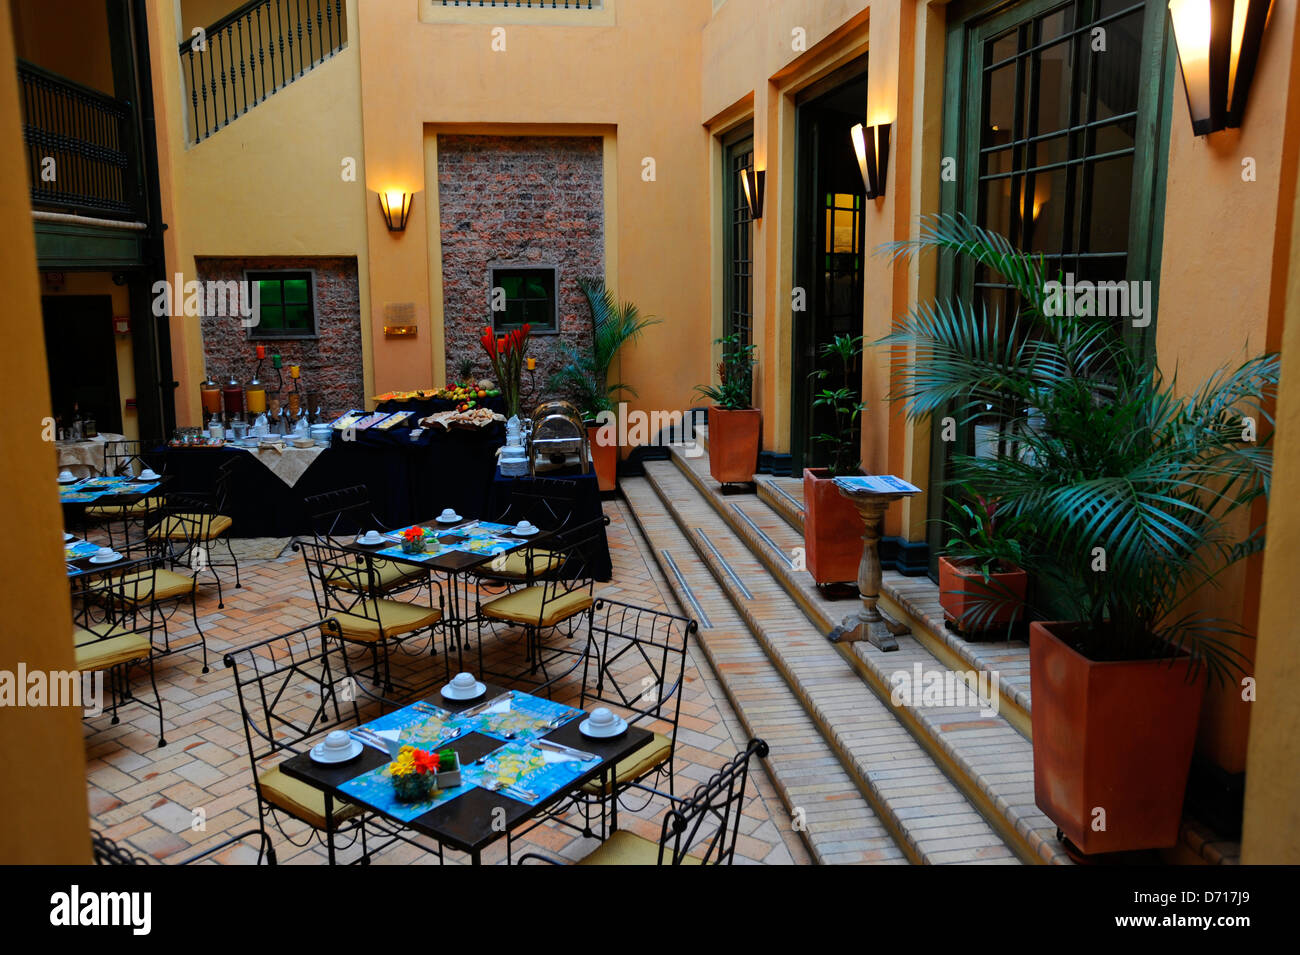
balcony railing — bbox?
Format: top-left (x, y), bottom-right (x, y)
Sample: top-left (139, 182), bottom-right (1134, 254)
top-left (18, 60), bottom-right (138, 219)
top-left (180, 0), bottom-right (347, 145)
top-left (431, 1), bottom-right (602, 7)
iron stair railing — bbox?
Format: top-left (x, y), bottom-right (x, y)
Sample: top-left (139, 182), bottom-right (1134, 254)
top-left (179, 0), bottom-right (347, 145)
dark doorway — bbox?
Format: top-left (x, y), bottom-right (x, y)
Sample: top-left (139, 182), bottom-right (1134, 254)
top-left (792, 60), bottom-right (869, 471)
top-left (42, 295), bottom-right (122, 435)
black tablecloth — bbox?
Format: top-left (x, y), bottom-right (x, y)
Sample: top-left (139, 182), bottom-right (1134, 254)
top-left (375, 395), bottom-right (508, 420)
top-left (487, 468), bottom-right (612, 582)
top-left (157, 424), bottom-right (504, 538)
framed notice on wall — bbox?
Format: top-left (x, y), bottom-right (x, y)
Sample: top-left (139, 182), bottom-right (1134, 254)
top-left (384, 303), bottom-right (417, 338)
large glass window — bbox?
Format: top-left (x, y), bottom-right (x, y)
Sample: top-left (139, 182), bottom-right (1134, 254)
top-left (724, 132), bottom-right (754, 348)
top-left (247, 271), bottom-right (315, 338)
top-left (490, 266), bottom-right (558, 333)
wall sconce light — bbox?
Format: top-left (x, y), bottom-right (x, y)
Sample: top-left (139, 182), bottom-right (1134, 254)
top-left (851, 122), bottom-right (891, 199)
top-left (379, 190), bottom-right (414, 231)
top-left (740, 168), bottom-right (765, 220)
top-left (1169, 0), bottom-right (1272, 136)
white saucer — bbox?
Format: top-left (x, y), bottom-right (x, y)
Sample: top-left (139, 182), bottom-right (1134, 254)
top-left (355, 534), bottom-right (386, 546)
top-left (436, 513), bottom-right (463, 524)
top-left (63, 533), bottom-right (74, 542)
top-left (511, 525), bottom-right (539, 537)
top-left (440, 679), bottom-right (486, 701)
top-left (57, 476), bottom-right (78, 485)
top-left (309, 737), bottom-right (364, 765)
top-left (89, 553), bottom-right (122, 564)
top-left (579, 715), bottom-right (628, 739)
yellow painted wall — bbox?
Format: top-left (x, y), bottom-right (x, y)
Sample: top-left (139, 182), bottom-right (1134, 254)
top-left (1243, 2), bottom-right (1300, 864)
top-left (356, 0), bottom-right (710, 418)
top-left (9, 0), bottom-right (114, 93)
top-left (0, 0), bottom-right (92, 864)
top-left (40, 272), bottom-right (141, 442)
top-left (146, 0), bottom-right (371, 427)
top-left (1155, 1), bottom-right (1298, 775)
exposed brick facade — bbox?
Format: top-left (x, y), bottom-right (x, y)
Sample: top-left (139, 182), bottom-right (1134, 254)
top-left (437, 135), bottom-right (604, 397)
top-left (194, 256), bottom-right (364, 421)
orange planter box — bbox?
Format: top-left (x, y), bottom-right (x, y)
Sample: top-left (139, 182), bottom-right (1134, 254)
top-left (1030, 621), bottom-right (1206, 855)
top-left (802, 468), bottom-right (865, 585)
top-left (587, 424), bottom-right (617, 492)
top-left (937, 556), bottom-right (1027, 635)
top-left (708, 406), bottom-right (761, 485)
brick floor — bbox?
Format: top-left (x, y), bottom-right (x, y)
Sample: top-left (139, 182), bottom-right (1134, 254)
top-left (80, 502), bottom-right (812, 865)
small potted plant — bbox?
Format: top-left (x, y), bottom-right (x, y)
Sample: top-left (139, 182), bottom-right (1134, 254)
top-left (435, 747), bottom-right (461, 788)
top-left (400, 526), bottom-right (427, 555)
top-left (803, 334), bottom-right (867, 586)
top-left (937, 492), bottom-right (1028, 637)
top-left (548, 277), bottom-right (660, 492)
top-left (695, 333), bottom-right (760, 485)
top-left (389, 746), bottom-right (439, 803)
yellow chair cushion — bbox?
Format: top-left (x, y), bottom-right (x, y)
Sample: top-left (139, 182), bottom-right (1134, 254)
top-left (74, 628), bottom-right (152, 671)
top-left (148, 513), bottom-right (233, 541)
top-left (323, 599), bottom-right (442, 642)
top-left (580, 731), bottom-right (672, 796)
top-left (327, 559), bottom-right (427, 592)
top-left (120, 568), bottom-right (195, 603)
top-left (87, 500), bottom-right (152, 517)
top-left (480, 586), bottom-right (593, 628)
top-left (577, 829), bottom-right (703, 866)
top-left (472, 549), bottom-right (561, 580)
top-left (258, 763), bottom-right (363, 831)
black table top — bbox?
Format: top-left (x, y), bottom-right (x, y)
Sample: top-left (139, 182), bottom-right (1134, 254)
top-left (66, 552), bottom-right (150, 582)
top-left (337, 519), bottom-right (558, 575)
top-left (279, 683), bottom-right (652, 858)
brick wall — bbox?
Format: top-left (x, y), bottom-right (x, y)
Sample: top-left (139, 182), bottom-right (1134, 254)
top-left (194, 256), bottom-right (363, 421)
top-left (437, 135), bottom-right (604, 400)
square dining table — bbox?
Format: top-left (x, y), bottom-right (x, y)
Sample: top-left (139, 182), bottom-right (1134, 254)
top-left (333, 518), bottom-right (559, 665)
top-left (279, 682), bottom-right (651, 864)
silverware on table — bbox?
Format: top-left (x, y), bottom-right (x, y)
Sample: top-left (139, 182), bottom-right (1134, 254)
top-left (531, 739), bottom-right (598, 762)
top-left (349, 727), bottom-right (391, 754)
top-left (462, 691), bottom-right (511, 719)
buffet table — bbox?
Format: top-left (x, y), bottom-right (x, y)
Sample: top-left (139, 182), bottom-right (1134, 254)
top-left (488, 468), bottom-right (612, 582)
top-left (156, 423), bottom-right (505, 538)
top-left (56, 433), bottom-right (127, 479)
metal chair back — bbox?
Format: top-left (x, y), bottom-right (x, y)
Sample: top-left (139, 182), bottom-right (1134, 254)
top-left (657, 738), bottom-right (768, 865)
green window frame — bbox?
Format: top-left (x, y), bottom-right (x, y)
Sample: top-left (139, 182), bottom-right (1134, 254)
top-left (927, 0), bottom-right (1175, 573)
top-left (490, 266), bottom-right (559, 334)
top-left (723, 127), bottom-right (755, 350)
top-left (246, 270), bottom-right (316, 339)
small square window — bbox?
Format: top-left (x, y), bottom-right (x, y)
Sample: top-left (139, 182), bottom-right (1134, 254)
top-left (490, 267), bottom-right (558, 334)
top-left (247, 270), bottom-right (316, 339)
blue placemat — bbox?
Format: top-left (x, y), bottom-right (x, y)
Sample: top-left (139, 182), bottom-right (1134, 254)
top-left (469, 692), bottom-right (583, 743)
top-left (339, 762), bottom-right (473, 822)
top-left (460, 740), bottom-right (595, 807)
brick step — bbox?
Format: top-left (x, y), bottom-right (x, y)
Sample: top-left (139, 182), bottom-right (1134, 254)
top-left (620, 478), bottom-right (907, 865)
top-left (651, 450), bottom-right (1069, 864)
top-left (631, 472), bottom-right (1029, 865)
top-left (755, 473), bottom-right (1035, 729)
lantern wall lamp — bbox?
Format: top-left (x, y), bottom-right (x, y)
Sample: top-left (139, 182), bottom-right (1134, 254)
top-left (1168, 0), bottom-right (1272, 136)
top-left (740, 168), bottom-right (765, 220)
top-left (851, 122), bottom-right (891, 199)
top-left (379, 190), bottom-right (414, 232)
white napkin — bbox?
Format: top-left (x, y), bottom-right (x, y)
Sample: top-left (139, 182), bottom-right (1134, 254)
top-left (485, 700), bottom-right (512, 715)
top-left (375, 729), bottom-right (403, 759)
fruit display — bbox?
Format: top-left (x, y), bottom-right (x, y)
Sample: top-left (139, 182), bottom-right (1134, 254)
top-left (371, 379), bottom-right (501, 411)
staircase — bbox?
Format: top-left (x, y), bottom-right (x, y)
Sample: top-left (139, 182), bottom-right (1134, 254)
top-left (618, 430), bottom-right (1246, 865)
top-left (180, 0), bottom-right (348, 144)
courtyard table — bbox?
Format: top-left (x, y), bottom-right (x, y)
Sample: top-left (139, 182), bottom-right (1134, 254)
top-left (59, 475), bottom-right (168, 541)
top-left (279, 683), bottom-right (652, 864)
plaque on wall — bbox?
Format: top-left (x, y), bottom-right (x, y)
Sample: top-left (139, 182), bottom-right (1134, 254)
top-left (384, 302), bottom-right (417, 338)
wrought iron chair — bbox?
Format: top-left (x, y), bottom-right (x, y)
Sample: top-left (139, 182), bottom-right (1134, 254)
top-left (224, 620), bottom-right (372, 865)
top-left (473, 514), bottom-right (607, 688)
top-left (86, 438), bottom-right (166, 553)
top-left (471, 477), bottom-right (580, 586)
top-left (303, 485), bottom-right (430, 598)
top-left (73, 563), bottom-right (166, 747)
top-left (297, 539), bottom-right (445, 694)
top-left (518, 738), bottom-right (769, 865)
top-left (92, 827), bottom-right (276, 865)
top-left (147, 458), bottom-right (240, 606)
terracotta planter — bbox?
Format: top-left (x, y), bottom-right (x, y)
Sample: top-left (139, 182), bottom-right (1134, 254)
top-left (708, 406), bottom-right (761, 485)
top-left (1030, 621), bottom-right (1206, 855)
top-left (587, 425), bottom-right (617, 492)
top-left (802, 468), bottom-right (865, 585)
top-left (937, 557), bottom-right (1027, 635)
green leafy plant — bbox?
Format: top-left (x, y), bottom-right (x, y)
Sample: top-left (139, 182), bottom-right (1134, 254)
top-left (942, 491), bottom-right (1026, 580)
top-left (695, 333), bottom-right (757, 410)
top-left (809, 333), bottom-right (865, 476)
top-left (548, 277), bottom-right (660, 420)
top-left (879, 213), bottom-right (1278, 682)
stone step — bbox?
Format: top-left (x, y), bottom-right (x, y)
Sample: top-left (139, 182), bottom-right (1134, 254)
top-left (621, 477), bottom-right (908, 865)
top-left (632, 470), bottom-right (1031, 864)
top-left (653, 448), bottom-right (1070, 864)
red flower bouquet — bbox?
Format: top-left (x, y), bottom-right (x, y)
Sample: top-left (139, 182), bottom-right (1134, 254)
top-left (480, 323), bottom-right (531, 419)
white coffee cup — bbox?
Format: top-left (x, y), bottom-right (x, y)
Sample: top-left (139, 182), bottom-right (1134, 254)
top-left (96, 546), bottom-right (115, 558)
top-left (588, 707), bottom-right (618, 731)
top-left (139, 469), bottom-right (159, 480)
top-left (321, 730), bottom-right (353, 757)
top-left (438, 508), bottom-right (459, 521)
top-left (515, 520), bottom-right (534, 532)
top-left (450, 672), bottom-right (477, 692)
top-left (58, 470), bottom-right (75, 482)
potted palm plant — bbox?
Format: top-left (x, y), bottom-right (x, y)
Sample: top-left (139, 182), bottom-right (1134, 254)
top-left (803, 333), bottom-right (867, 587)
top-left (548, 277), bottom-right (659, 491)
top-left (937, 491), bottom-right (1028, 637)
top-left (695, 333), bottom-right (760, 485)
top-left (881, 214), bottom-right (1278, 855)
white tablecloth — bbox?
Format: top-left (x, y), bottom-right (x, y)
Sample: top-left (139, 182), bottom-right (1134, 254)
top-left (56, 433), bottom-right (126, 479)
